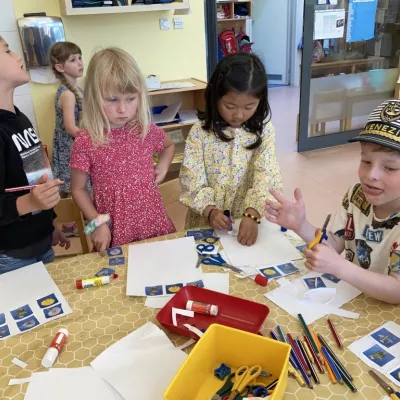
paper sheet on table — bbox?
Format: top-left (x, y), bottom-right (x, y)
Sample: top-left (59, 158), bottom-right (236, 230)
top-left (348, 321), bottom-right (400, 388)
top-left (144, 273), bottom-right (230, 309)
top-left (91, 322), bottom-right (187, 400)
top-left (126, 236), bottom-right (201, 296)
top-left (25, 367), bottom-right (123, 400)
top-left (152, 101), bottom-right (182, 124)
top-left (265, 271), bottom-right (361, 324)
top-left (217, 219), bottom-right (302, 267)
top-left (0, 262), bottom-right (72, 340)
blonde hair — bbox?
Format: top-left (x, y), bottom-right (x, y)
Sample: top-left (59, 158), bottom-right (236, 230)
top-left (82, 47), bottom-right (150, 146)
top-left (50, 41), bottom-right (83, 112)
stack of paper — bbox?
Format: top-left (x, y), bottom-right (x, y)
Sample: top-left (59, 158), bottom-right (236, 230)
top-left (0, 262), bottom-right (72, 340)
top-left (91, 322), bottom-right (187, 400)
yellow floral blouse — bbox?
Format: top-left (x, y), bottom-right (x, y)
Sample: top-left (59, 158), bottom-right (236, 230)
top-left (179, 120), bottom-right (283, 229)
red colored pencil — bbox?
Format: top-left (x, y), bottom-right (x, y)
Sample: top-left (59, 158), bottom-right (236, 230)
top-left (304, 335), bottom-right (324, 374)
top-left (287, 333), bottom-right (311, 376)
top-left (328, 319), bottom-right (343, 349)
top-left (5, 184), bottom-right (38, 193)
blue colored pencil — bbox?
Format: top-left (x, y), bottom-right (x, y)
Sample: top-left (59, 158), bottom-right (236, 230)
top-left (277, 325), bottom-right (299, 370)
top-left (321, 346), bottom-right (343, 384)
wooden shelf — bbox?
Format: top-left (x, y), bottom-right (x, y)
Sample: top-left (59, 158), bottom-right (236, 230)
top-left (162, 121), bottom-right (197, 131)
top-left (217, 17), bottom-right (250, 22)
top-left (148, 78), bottom-right (207, 96)
top-left (60, 0), bottom-right (189, 16)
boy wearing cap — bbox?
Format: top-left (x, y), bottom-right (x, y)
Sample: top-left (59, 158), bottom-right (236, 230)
top-left (265, 100), bottom-right (400, 304)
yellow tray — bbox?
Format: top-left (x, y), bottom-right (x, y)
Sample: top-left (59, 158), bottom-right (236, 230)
top-left (164, 324), bottom-right (291, 400)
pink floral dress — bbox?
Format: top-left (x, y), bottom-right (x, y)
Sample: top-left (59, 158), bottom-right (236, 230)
top-left (70, 124), bottom-right (176, 247)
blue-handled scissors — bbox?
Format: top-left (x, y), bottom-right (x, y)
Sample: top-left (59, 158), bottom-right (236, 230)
top-left (196, 244), bottom-right (215, 254)
top-left (202, 254), bottom-right (242, 274)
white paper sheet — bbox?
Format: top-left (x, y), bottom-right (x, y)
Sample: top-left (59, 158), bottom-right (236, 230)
top-left (178, 110), bottom-right (198, 123)
top-left (144, 273), bottom-right (230, 309)
top-left (314, 9), bottom-right (345, 40)
top-left (348, 322), bottom-right (400, 388)
top-left (0, 262), bottom-right (72, 340)
top-left (218, 219), bottom-right (302, 267)
top-left (126, 236), bottom-right (202, 296)
top-left (24, 367), bottom-right (123, 400)
top-left (152, 101), bottom-right (182, 124)
top-left (91, 322), bottom-right (187, 400)
top-left (265, 272), bottom-right (361, 324)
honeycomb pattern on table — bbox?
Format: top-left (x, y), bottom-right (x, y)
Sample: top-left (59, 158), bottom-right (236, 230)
top-left (1, 231), bottom-right (399, 400)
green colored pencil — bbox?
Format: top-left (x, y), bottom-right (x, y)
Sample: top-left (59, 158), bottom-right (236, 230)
top-left (335, 359), bottom-right (357, 393)
top-left (298, 314), bottom-right (321, 360)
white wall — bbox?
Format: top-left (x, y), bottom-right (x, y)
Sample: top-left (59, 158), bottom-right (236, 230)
top-left (291, 0), bottom-right (304, 87)
top-left (1, 0), bottom-right (38, 133)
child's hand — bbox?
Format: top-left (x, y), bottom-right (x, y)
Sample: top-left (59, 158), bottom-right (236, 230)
top-left (303, 242), bottom-right (343, 275)
top-left (265, 188), bottom-right (306, 233)
top-left (30, 174), bottom-right (62, 211)
top-left (92, 224), bottom-right (111, 256)
top-left (52, 227), bottom-right (71, 250)
top-left (154, 165), bottom-right (168, 185)
top-left (209, 209), bottom-right (230, 230)
top-left (238, 217), bottom-right (258, 246)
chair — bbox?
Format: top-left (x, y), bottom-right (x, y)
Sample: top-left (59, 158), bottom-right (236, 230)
top-left (309, 89), bottom-right (347, 136)
top-left (54, 198), bottom-right (89, 255)
top-left (159, 178), bottom-right (187, 232)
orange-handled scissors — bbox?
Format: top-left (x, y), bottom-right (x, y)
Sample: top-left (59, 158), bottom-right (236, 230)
top-left (228, 365), bottom-right (262, 400)
top-left (307, 214), bottom-right (331, 250)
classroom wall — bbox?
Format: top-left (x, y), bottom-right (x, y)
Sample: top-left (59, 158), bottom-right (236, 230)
top-left (13, 0), bottom-right (207, 153)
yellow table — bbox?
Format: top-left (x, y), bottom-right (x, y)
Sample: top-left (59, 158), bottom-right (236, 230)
top-left (0, 231), bottom-right (397, 400)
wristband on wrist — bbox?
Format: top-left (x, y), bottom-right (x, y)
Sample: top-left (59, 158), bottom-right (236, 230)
top-left (207, 208), bottom-right (218, 223)
top-left (242, 212), bottom-right (261, 224)
top-left (84, 214), bottom-right (111, 236)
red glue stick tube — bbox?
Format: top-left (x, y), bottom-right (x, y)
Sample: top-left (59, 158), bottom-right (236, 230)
top-left (42, 328), bottom-right (68, 368)
top-left (186, 300), bottom-right (218, 316)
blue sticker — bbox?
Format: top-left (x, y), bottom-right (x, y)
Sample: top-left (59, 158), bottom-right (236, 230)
top-left (166, 283), bottom-right (183, 295)
top-left (259, 267), bottom-right (282, 279)
top-left (0, 313), bottom-right (5, 325)
top-left (17, 315), bottom-right (40, 332)
top-left (303, 277), bottom-right (326, 289)
top-left (0, 324), bottom-right (10, 339)
top-left (37, 293), bottom-right (59, 309)
top-left (107, 247), bottom-right (123, 257)
top-left (145, 285), bottom-right (163, 296)
top-left (95, 268), bottom-right (116, 277)
top-left (109, 257), bottom-right (125, 266)
top-left (186, 280), bottom-right (204, 288)
top-left (390, 366), bottom-right (400, 384)
top-left (371, 328), bottom-right (400, 349)
top-left (202, 236), bottom-right (220, 245)
top-left (43, 304), bottom-right (64, 319)
top-left (296, 244), bottom-right (307, 252)
top-left (11, 304), bottom-right (33, 320)
top-left (322, 273), bottom-right (341, 284)
top-left (363, 344), bottom-right (395, 367)
top-left (277, 263), bottom-right (299, 275)
top-left (186, 229), bottom-right (214, 240)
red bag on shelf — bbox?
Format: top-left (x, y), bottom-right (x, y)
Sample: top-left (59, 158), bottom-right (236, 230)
top-left (219, 30), bottom-right (238, 56)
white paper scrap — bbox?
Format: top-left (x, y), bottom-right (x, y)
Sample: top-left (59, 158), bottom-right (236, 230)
top-left (183, 324), bottom-right (204, 338)
top-left (218, 220), bottom-right (302, 267)
top-left (12, 357), bottom-right (28, 369)
top-left (172, 307), bottom-right (194, 326)
top-left (303, 288), bottom-right (336, 303)
top-left (8, 377), bottom-right (32, 385)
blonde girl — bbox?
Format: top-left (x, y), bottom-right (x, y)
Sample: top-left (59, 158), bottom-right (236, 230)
top-left (50, 41), bottom-right (84, 200)
top-left (70, 47), bottom-right (175, 253)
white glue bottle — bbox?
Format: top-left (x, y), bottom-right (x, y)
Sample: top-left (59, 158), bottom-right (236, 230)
top-left (41, 328), bottom-right (69, 368)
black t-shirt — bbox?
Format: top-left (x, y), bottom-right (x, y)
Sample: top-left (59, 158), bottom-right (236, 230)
top-left (0, 107), bottom-right (54, 258)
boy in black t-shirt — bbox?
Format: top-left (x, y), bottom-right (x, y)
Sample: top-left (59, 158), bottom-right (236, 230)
top-left (0, 35), bottom-right (70, 273)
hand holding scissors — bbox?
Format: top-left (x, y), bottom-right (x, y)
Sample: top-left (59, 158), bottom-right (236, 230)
top-left (307, 214), bottom-right (331, 250)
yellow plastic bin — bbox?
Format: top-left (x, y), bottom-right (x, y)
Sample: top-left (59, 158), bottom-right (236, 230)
top-left (164, 324), bottom-right (291, 400)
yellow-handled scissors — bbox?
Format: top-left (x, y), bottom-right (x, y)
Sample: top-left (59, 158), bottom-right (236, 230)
top-left (307, 214), bottom-right (331, 250)
top-left (228, 365), bottom-right (262, 400)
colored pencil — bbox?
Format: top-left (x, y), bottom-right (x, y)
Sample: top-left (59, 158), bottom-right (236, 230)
top-left (297, 338), bottom-right (320, 385)
top-left (271, 329), bottom-right (297, 370)
top-left (287, 333), bottom-right (311, 376)
top-left (327, 318), bottom-right (344, 349)
top-left (335, 359), bottom-right (357, 392)
top-left (298, 314), bottom-right (323, 364)
top-left (311, 329), bottom-right (336, 383)
top-left (5, 184), bottom-right (39, 193)
top-left (304, 335), bottom-right (324, 374)
top-left (317, 334), bottom-right (353, 382)
top-left (321, 346), bottom-right (343, 384)
top-left (302, 339), bottom-right (314, 363)
top-left (277, 325), bottom-right (299, 370)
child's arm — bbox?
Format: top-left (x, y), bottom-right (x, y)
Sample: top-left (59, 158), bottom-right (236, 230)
top-left (71, 169), bottom-right (111, 255)
top-left (155, 134), bottom-right (174, 185)
top-left (59, 90), bottom-right (80, 137)
top-left (302, 243), bottom-right (400, 304)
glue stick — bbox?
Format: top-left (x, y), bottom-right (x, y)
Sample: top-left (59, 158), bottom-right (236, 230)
top-left (41, 328), bottom-right (68, 368)
top-left (186, 300), bottom-right (218, 316)
top-left (224, 210), bottom-right (233, 235)
top-left (76, 275), bottom-right (111, 289)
